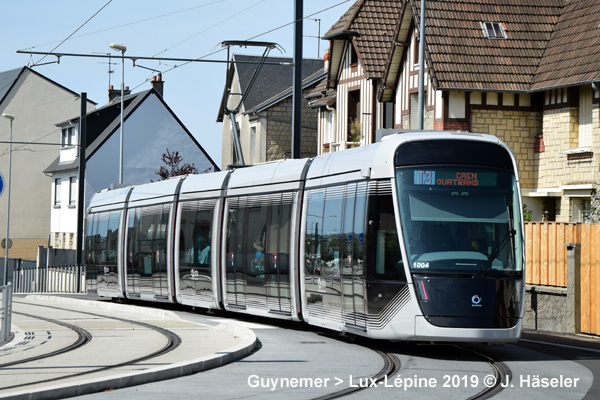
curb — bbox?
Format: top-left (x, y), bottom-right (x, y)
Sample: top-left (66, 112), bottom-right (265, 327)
top-left (4, 296), bottom-right (257, 400)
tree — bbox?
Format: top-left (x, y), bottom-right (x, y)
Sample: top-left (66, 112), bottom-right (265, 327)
top-left (522, 203), bottom-right (532, 222)
top-left (155, 148), bottom-right (206, 180)
top-left (590, 190), bottom-right (600, 223)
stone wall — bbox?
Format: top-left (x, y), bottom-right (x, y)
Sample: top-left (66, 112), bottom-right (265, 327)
top-left (523, 285), bottom-right (570, 332)
top-left (471, 109), bottom-right (542, 190)
top-left (523, 244), bottom-right (580, 335)
top-left (265, 93), bottom-right (318, 161)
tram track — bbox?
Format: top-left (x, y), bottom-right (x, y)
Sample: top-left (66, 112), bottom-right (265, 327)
top-left (0, 301), bottom-right (182, 393)
top-left (312, 349), bottom-right (401, 400)
top-left (456, 345), bottom-right (512, 400)
top-left (0, 310), bottom-right (92, 369)
top-left (308, 338), bottom-right (511, 400)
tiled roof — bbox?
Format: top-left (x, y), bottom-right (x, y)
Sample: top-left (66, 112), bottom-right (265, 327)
top-left (233, 55), bottom-right (325, 111)
top-left (532, 0), bottom-right (600, 90)
top-left (415, 0), bottom-right (564, 92)
top-left (325, 0), bottom-right (403, 79)
top-left (323, 0), bottom-right (363, 38)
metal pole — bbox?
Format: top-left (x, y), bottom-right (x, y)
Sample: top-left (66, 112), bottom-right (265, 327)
top-left (119, 50), bottom-right (125, 183)
top-left (2, 115), bottom-right (13, 286)
top-left (417, 0), bottom-right (426, 130)
top-left (291, 0), bottom-right (304, 159)
top-left (76, 93), bottom-right (87, 292)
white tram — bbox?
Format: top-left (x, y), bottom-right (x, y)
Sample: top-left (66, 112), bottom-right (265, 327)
top-left (85, 131), bottom-right (525, 342)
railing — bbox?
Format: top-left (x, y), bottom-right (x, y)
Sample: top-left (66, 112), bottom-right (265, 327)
top-left (12, 262), bottom-right (85, 294)
top-left (1, 283), bottom-right (12, 344)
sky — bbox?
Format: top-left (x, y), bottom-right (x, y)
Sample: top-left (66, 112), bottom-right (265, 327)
top-left (0, 0), bottom-right (351, 167)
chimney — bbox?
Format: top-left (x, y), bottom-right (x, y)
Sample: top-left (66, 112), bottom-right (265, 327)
top-left (151, 74), bottom-right (164, 98)
top-left (108, 85), bottom-right (132, 102)
top-left (323, 47), bottom-right (330, 71)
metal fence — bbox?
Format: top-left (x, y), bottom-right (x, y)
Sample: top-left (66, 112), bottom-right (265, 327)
top-left (1, 283), bottom-right (12, 344)
top-left (1, 248), bottom-right (86, 295)
top-left (13, 262), bottom-right (85, 294)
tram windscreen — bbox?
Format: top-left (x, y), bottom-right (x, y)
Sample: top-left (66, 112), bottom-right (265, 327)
top-left (396, 166), bottom-right (523, 275)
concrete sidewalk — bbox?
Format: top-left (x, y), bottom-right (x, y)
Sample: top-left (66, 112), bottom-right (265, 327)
top-left (0, 295), bottom-right (256, 400)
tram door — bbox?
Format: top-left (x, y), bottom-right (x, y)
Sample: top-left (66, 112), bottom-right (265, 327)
top-left (226, 200), bottom-right (247, 308)
top-left (341, 183), bottom-right (367, 329)
top-left (266, 199), bottom-right (292, 314)
top-left (225, 194), bottom-right (293, 313)
top-left (126, 209), bottom-right (141, 296)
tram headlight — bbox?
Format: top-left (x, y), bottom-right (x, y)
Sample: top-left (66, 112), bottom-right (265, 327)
top-left (415, 278), bottom-right (430, 302)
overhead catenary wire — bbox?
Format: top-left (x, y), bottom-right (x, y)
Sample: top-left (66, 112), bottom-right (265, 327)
top-left (155, 0), bottom-right (353, 76)
top-left (33, 0), bottom-right (114, 67)
top-left (20, 1), bottom-right (227, 52)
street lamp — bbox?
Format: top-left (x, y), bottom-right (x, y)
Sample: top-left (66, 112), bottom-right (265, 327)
top-left (109, 43), bottom-right (126, 184)
top-left (1, 113), bottom-right (13, 286)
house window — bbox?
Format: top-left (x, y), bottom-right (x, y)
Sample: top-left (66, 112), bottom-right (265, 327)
top-left (347, 89), bottom-right (361, 142)
top-left (322, 111), bottom-right (333, 144)
top-left (61, 126), bottom-right (76, 148)
top-left (579, 85), bottom-right (593, 148)
top-left (408, 91), bottom-right (427, 129)
top-left (250, 126), bottom-right (257, 164)
top-left (413, 33), bottom-right (420, 65)
top-left (383, 102), bottom-right (394, 129)
top-left (350, 43), bottom-right (359, 67)
top-left (572, 198), bottom-right (591, 223)
top-left (481, 22), bottom-right (507, 39)
top-left (69, 176), bottom-right (77, 207)
top-left (54, 178), bottom-right (61, 207)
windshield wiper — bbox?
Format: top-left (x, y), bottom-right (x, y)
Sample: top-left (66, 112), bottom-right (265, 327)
top-left (472, 229), bottom-right (516, 278)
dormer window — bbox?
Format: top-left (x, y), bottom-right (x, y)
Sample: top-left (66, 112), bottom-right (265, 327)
top-left (61, 126), bottom-right (77, 148)
top-left (481, 22), bottom-right (506, 39)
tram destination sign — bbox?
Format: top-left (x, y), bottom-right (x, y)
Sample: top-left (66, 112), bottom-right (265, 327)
top-left (414, 170), bottom-right (497, 187)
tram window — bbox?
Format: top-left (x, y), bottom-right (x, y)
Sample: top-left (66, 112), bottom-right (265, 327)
top-left (367, 185), bottom-right (406, 282)
top-left (85, 215), bottom-right (95, 265)
top-left (107, 212), bottom-right (120, 265)
top-left (139, 210), bottom-right (156, 276)
top-left (341, 184), bottom-right (356, 276)
top-left (246, 206), bottom-right (268, 279)
top-left (305, 184), bottom-right (370, 278)
top-left (322, 186), bottom-right (344, 278)
top-left (305, 190), bottom-right (325, 276)
top-left (180, 201), bottom-right (214, 269)
top-left (96, 213), bottom-right (109, 265)
top-left (353, 183), bottom-right (367, 276)
top-left (127, 208), bottom-right (140, 274)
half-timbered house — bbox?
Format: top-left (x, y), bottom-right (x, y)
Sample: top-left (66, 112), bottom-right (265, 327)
top-left (311, 0), bottom-right (600, 222)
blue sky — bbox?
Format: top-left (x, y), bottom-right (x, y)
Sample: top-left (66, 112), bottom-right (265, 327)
top-left (0, 0), bottom-right (350, 167)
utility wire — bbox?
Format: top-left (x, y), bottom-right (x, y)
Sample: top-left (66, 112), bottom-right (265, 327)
top-left (21, 1), bottom-right (226, 52)
top-left (246, 0), bottom-right (352, 41)
top-left (152, 0), bottom-right (267, 58)
top-left (34, 0), bottom-right (114, 66)
top-left (156, 0), bottom-right (352, 77)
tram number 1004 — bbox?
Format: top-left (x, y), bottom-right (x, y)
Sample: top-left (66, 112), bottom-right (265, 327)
top-left (413, 262), bottom-right (430, 269)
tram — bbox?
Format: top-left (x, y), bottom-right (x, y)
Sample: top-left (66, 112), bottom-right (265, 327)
top-left (85, 130), bottom-right (525, 342)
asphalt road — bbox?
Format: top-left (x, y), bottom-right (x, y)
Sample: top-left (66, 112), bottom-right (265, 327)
top-left (73, 307), bottom-right (600, 400)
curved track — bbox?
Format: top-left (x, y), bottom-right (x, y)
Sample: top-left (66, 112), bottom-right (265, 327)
top-left (0, 301), bottom-right (181, 392)
top-left (458, 345), bottom-right (512, 400)
top-left (312, 350), bottom-right (401, 400)
top-left (0, 311), bottom-right (92, 369)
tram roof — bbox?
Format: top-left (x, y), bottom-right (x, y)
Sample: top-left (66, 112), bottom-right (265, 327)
top-left (87, 186), bottom-right (132, 212)
top-left (307, 130), bottom-right (510, 181)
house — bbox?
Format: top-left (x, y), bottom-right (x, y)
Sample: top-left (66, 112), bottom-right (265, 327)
top-left (0, 67), bottom-right (96, 260)
top-left (217, 55), bottom-right (325, 168)
top-left (311, 0), bottom-right (600, 223)
top-left (44, 85), bottom-right (218, 250)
